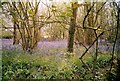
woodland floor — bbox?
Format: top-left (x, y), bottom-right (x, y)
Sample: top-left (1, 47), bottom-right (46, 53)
top-left (1, 39), bottom-right (113, 55)
top-left (1, 39), bottom-right (115, 80)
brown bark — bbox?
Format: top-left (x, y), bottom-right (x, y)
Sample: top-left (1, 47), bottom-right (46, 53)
top-left (67, 2), bottom-right (78, 53)
top-left (84, 3), bottom-right (94, 45)
top-left (13, 22), bottom-right (19, 45)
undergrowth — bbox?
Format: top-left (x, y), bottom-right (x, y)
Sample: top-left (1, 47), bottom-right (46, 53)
top-left (2, 49), bottom-right (116, 80)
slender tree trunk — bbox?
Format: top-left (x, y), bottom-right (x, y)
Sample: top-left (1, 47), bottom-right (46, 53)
top-left (13, 22), bottom-right (19, 45)
top-left (33, 17), bottom-right (39, 49)
top-left (84, 3), bottom-right (94, 45)
top-left (67, 2), bottom-right (78, 53)
top-left (116, 7), bottom-right (120, 80)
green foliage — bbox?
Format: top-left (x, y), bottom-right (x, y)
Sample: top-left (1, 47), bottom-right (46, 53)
top-left (52, 5), bottom-right (56, 8)
top-left (2, 50), bottom-right (74, 79)
top-left (1, 30), bottom-right (13, 39)
top-left (72, 53), bottom-right (112, 80)
top-left (2, 61), bottom-right (32, 79)
top-left (2, 50), bottom-right (116, 80)
top-left (28, 9), bottom-right (35, 16)
top-left (73, 3), bottom-right (79, 9)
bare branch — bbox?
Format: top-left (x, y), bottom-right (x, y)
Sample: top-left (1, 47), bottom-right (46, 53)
top-left (79, 31), bottom-right (104, 59)
top-left (83, 3), bottom-right (95, 29)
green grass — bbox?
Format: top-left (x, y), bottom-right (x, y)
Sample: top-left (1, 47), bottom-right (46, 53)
top-left (2, 49), bottom-right (114, 80)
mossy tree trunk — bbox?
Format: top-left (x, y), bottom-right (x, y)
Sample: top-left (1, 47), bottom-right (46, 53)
top-left (67, 2), bottom-right (78, 53)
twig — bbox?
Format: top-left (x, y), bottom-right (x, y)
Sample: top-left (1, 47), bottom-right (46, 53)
top-left (83, 3), bottom-right (95, 29)
top-left (79, 32), bottom-right (104, 59)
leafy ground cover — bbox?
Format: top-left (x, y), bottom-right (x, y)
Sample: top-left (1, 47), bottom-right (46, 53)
top-left (2, 41), bottom-right (114, 81)
top-left (1, 39), bottom-right (117, 80)
top-left (2, 47), bottom-right (113, 80)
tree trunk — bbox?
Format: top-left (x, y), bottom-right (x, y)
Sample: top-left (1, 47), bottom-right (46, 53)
top-left (13, 22), bottom-right (19, 45)
top-left (67, 2), bottom-right (78, 53)
top-left (84, 3), bottom-right (94, 45)
top-left (116, 7), bottom-right (120, 80)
